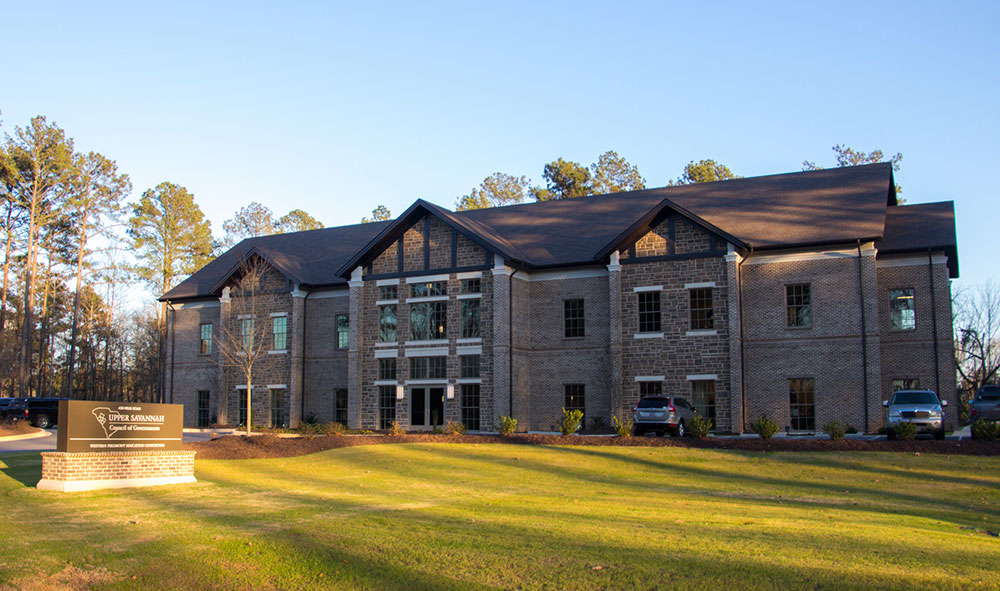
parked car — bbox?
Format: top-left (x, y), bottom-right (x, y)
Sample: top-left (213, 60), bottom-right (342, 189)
top-left (633, 396), bottom-right (695, 437)
top-left (4, 397), bottom-right (68, 429)
top-left (883, 389), bottom-right (947, 440)
top-left (0, 398), bottom-right (13, 419)
top-left (970, 385), bottom-right (1000, 422)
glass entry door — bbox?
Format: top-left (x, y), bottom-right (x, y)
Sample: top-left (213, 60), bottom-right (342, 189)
top-left (410, 387), bottom-right (445, 429)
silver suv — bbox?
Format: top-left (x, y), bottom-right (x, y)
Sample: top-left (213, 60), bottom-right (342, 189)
top-left (633, 396), bottom-right (695, 437)
top-left (883, 389), bottom-right (947, 440)
top-left (970, 385), bottom-right (1000, 422)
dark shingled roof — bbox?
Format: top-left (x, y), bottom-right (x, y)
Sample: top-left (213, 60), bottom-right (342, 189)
top-left (161, 163), bottom-right (958, 300)
top-left (877, 201), bottom-right (958, 277)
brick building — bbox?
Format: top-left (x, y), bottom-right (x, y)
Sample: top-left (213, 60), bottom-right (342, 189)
top-left (161, 163), bottom-right (959, 433)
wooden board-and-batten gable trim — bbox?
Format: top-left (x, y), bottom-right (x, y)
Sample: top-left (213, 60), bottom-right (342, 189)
top-left (593, 197), bottom-right (746, 264)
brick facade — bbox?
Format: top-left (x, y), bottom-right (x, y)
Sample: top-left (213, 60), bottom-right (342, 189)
top-left (37, 451), bottom-right (196, 492)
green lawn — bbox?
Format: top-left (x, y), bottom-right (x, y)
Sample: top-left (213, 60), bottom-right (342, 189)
top-left (1, 444), bottom-right (998, 591)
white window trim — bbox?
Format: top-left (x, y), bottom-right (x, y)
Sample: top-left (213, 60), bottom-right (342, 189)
top-left (406, 274), bottom-right (450, 284)
top-left (685, 329), bottom-right (718, 337)
top-left (405, 339), bottom-right (448, 346)
top-left (376, 299), bottom-right (399, 306)
top-left (634, 332), bottom-right (664, 339)
top-left (268, 350), bottom-right (288, 355)
top-left (375, 341), bottom-right (399, 348)
top-left (237, 314), bottom-right (254, 320)
top-left (407, 295), bottom-right (449, 304)
top-left (374, 379), bottom-right (399, 386)
top-left (457, 346), bottom-right (482, 356)
top-left (633, 285), bottom-right (663, 293)
top-left (634, 376), bottom-right (665, 382)
top-left (456, 271), bottom-right (483, 280)
top-left (405, 347), bottom-right (449, 357)
top-left (456, 337), bottom-right (482, 345)
top-left (267, 384), bottom-right (287, 390)
top-left (684, 282), bottom-right (716, 289)
top-left (376, 278), bottom-right (401, 286)
top-left (405, 379), bottom-right (449, 385)
top-left (456, 378), bottom-right (482, 385)
top-left (269, 312), bottom-right (287, 318)
top-left (456, 293), bottom-right (482, 300)
top-left (374, 348), bottom-right (398, 359)
top-left (686, 374), bottom-right (718, 381)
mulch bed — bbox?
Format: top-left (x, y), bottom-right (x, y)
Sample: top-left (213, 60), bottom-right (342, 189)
top-left (185, 432), bottom-right (1000, 460)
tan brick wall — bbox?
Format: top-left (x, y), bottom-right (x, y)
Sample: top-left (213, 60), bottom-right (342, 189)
top-left (40, 451), bottom-right (195, 482)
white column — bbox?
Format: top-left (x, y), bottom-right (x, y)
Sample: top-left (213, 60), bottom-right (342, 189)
top-left (347, 267), bottom-right (364, 428)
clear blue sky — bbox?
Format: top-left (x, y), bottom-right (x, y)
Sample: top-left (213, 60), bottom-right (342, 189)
top-left (3, 0), bottom-right (997, 301)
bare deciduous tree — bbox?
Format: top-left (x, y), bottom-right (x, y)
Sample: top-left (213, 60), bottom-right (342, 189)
top-left (216, 258), bottom-right (271, 435)
top-left (954, 280), bottom-right (1000, 408)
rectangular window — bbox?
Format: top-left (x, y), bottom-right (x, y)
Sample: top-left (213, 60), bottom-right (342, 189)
top-left (336, 314), bottom-right (349, 349)
top-left (689, 288), bottom-right (714, 330)
top-left (379, 305), bottom-right (397, 342)
top-left (565, 384), bottom-right (586, 427)
top-left (460, 355), bottom-right (480, 379)
top-left (272, 316), bottom-right (287, 351)
top-left (461, 384), bottom-right (481, 431)
top-left (199, 324), bottom-right (213, 355)
top-left (461, 299), bottom-right (480, 338)
top-left (892, 378), bottom-right (920, 392)
top-left (890, 288), bottom-right (916, 330)
top-left (241, 318), bottom-right (254, 349)
top-left (379, 285), bottom-right (398, 300)
top-left (690, 380), bottom-right (716, 426)
top-left (461, 278), bottom-right (480, 294)
top-left (270, 389), bottom-right (287, 428)
top-left (638, 291), bottom-right (661, 333)
top-left (409, 356), bottom-right (447, 380)
top-left (639, 381), bottom-right (662, 397)
top-left (238, 390), bottom-right (248, 426)
top-left (410, 281), bottom-right (446, 298)
top-left (564, 298), bottom-right (585, 338)
top-left (378, 385), bottom-right (396, 429)
top-left (197, 390), bottom-right (211, 428)
top-left (378, 358), bottom-right (397, 381)
top-left (334, 388), bottom-right (348, 425)
top-left (789, 378), bottom-right (816, 431)
top-left (786, 284), bottom-right (812, 328)
top-left (409, 301), bottom-right (447, 340)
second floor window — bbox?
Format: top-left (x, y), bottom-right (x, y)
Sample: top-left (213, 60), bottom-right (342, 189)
top-left (200, 323), bottom-right (212, 355)
top-left (410, 301), bottom-right (447, 340)
top-left (564, 299), bottom-right (585, 338)
top-left (272, 316), bottom-right (287, 351)
top-left (379, 305), bottom-right (397, 342)
top-left (689, 288), bottom-right (713, 330)
top-left (461, 299), bottom-right (480, 338)
top-left (638, 291), bottom-right (661, 333)
top-left (241, 318), bottom-right (254, 349)
top-left (410, 281), bottom-right (446, 298)
top-left (460, 355), bottom-right (480, 378)
top-left (336, 315), bottom-right (349, 349)
top-left (889, 288), bottom-right (916, 330)
top-left (409, 356), bottom-right (447, 380)
top-left (786, 284), bottom-right (812, 328)
top-left (378, 358), bottom-right (397, 380)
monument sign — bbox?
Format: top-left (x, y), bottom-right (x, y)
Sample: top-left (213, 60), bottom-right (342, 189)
top-left (56, 401), bottom-right (184, 452)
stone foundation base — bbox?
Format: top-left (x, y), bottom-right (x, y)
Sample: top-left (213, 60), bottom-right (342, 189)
top-left (37, 451), bottom-right (196, 492)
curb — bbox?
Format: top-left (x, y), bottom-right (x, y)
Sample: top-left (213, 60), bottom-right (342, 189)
top-left (0, 427), bottom-right (52, 442)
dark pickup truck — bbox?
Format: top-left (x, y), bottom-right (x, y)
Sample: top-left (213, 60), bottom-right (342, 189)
top-left (4, 397), bottom-right (68, 429)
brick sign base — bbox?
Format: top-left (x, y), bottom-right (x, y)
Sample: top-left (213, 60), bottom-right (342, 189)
top-left (37, 451), bottom-right (196, 492)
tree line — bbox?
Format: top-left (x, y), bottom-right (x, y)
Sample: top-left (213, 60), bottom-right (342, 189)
top-left (0, 113), bottom-right (325, 401)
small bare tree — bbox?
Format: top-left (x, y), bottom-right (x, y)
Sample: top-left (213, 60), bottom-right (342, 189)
top-left (954, 281), bottom-right (1000, 413)
top-left (217, 258), bottom-right (271, 435)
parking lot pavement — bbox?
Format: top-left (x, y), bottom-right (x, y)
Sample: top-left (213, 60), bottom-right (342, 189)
top-left (0, 428), bottom-right (233, 453)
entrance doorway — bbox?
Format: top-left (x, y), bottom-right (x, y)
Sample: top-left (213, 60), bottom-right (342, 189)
top-left (410, 386), bottom-right (445, 430)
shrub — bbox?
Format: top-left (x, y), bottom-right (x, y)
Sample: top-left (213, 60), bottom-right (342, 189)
top-left (689, 415), bottom-right (713, 439)
top-left (845, 425), bottom-right (859, 434)
top-left (498, 416), bottom-right (517, 436)
top-left (822, 421), bottom-right (847, 440)
top-left (591, 416), bottom-right (606, 430)
top-left (970, 418), bottom-right (1000, 441)
top-left (558, 408), bottom-right (584, 435)
top-left (611, 416), bottom-right (633, 437)
top-left (387, 421), bottom-right (405, 436)
top-left (893, 421), bottom-right (917, 440)
top-left (325, 422), bottom-right (347, 436)
top-left (749, 416), bottom-right (779, 439)
top-left (443, 421), bottom-right (466, 436)
top-left (297, 422), bottom-right (324, 439)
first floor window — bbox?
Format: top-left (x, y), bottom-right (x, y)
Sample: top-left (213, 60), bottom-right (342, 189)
top-left (892, 378), bottom-right (920, 392)
top-left (378, 358), bottom-right (397, 380)
top-left (639, 381), bottom-right (662, 397)
top-left (199, 324), bottom-right (212, 355)
top-left (564, 298), bottom-right (585, 338)
top-left (378, 385), bottom-right (396, 429)
top-left (565, 384), bottom-right (586, 428)
top-left (638, 291), bottom-right (661, 333)
top-left (789, 378), bottom-right (815, 431)
top-left (461, 278), bottom-right (480, 294)
top-left (270, 389), bottom-right (287, 428)
top-left (690, 380), bottom-right (716, 426)
top-left (272, 316), bottom-right (287, 351)
top-left (409, 356), bottom-right (447, 380)
top-left (460, 355), bottom-right (480, 379)
top-left (379, 285), bottom-right (398, 300)
top-left (461, 299), bottom-right (480, 338)
top-left (889, 288), bottom-right (916, 331)
top-left (461, 384), bottom-right (481, 431)
top-left (379, 305), bottom-right (397, 342)
top-left (410, 301), bottom-right (447, 340)
top-left (689, 287), bottom-right (714, 330)
top-left (197, 390), bottom-right (211, 428)
top-left (336, 315), bottom-right (350, 349)
top-left (786, 284), bottom-right (812, 328)
top-left (238, 390), bottom-right (248, 426)
top-left (335, 388), bottom-right (348, 425)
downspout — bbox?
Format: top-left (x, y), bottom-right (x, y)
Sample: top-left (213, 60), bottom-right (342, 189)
top-left (300, 289), bottom-right (312, 423)
top-left (927, 250), bottom-right (941, 395)
top-left (738, 249), bottom-right (748, 433)
top-left (856, 241), bottom-right (869, 429)
top-left (509, 266), bottom-right (519, 420)
top-left (168, 301), bottom-right (176, 405)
